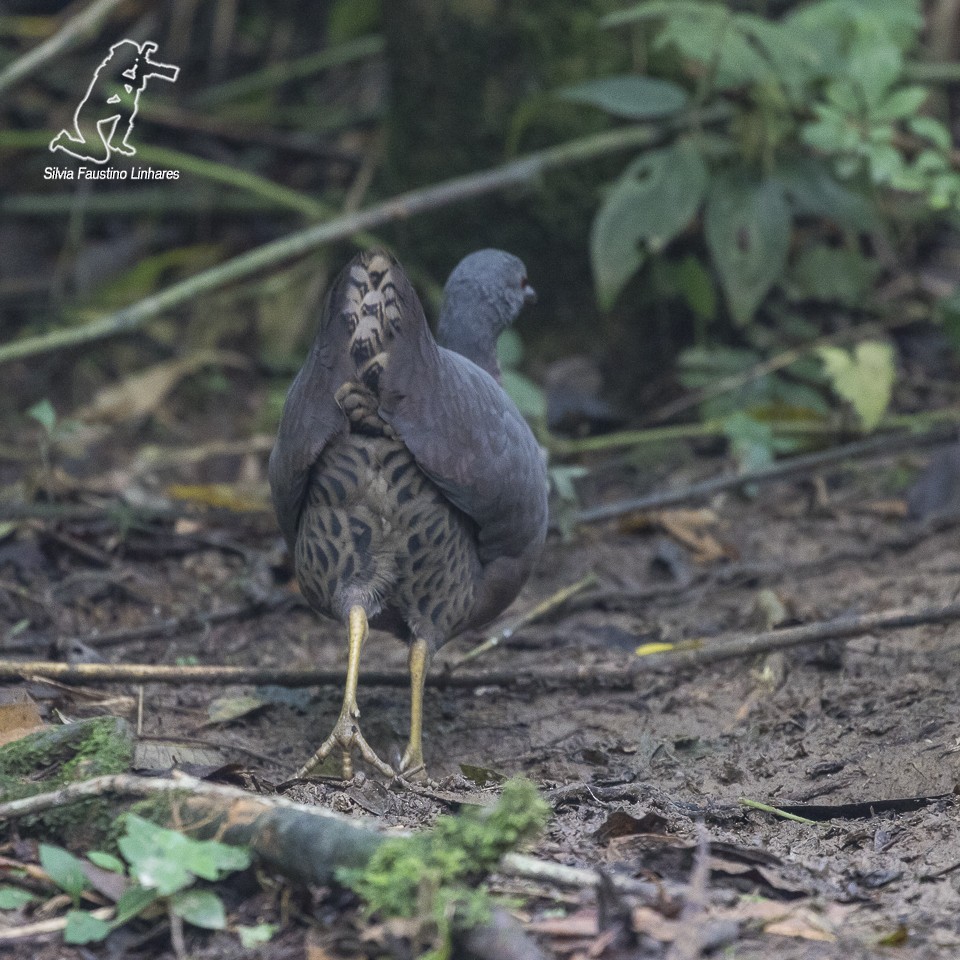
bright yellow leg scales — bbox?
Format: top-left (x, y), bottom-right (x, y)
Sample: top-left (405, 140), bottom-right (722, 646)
top-left (297, 606), bottom-right (394, 779)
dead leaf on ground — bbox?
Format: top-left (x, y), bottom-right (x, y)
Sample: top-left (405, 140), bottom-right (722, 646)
top-left (77, 350), bottom-right (250, 425)
top-left (166, 483), bottom-right (270, 512)
top-left (0, 689), bottom-right (45, 746)
top-left (619, 509), bottom-right (736, 564)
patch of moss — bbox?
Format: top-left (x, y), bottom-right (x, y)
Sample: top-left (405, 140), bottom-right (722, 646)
top-left (0, 716), bottom-right (134, 845)
top-left (337, 778), bottom-right (549, 959)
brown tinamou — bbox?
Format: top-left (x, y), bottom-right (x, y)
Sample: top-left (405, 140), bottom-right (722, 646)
top-left (269, 248), bottom-right (548, 779)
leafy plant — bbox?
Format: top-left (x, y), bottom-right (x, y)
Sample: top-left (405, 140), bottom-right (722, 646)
top-left (337, 778), bottom-right (549, 960)
top-left (39, 815), bottom-right (256, 947)
top-left (563, 0), bottom-right (957, 320)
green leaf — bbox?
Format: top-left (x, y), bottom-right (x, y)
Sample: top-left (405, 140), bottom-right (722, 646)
top-left (87, 851), bottom-right (126, 873)
top-left (118, 815), bottom-right (251, 895)
top-left (908, 116), bottom-right (951, 151)
top-left (496, 329), bottom-right (524, 369)
top-left (501, 369), bottom-right (546, 420)
top-left (671, 256), bottom-right (717, 321)
top-left (39, 844), bottom-right (88, 900)
top-left (873, 85), bottom-right (928, 122)
top-left (816, 341), bottom-right (895, 431)
top-left (788, 245), bottom-right (880, 306)
top-left (113, 884), bottom-right (160, 925)
top-left (722, 412), bottom-right (777, 473)
top-left (591, 142), bottom-right (708, 308)
top-left (602, 0), bottom-right (719, 29)
top-left (64, 910), bottom-right (112, 944)
top-left (654, 15), bottom-right (773, 91)
top-left (704, 174), bottom-right (791, 325)
top-left (0, 886), bottom-right (38, 909)
top-left (237, 923), bottom-right (278, 948)
top-left (776, 158), bottom-right (877, 232)
top-left (171, 889), bottom-right (227, 930)
top-left (558, 75), bottom-right (688, 120)
top-left (26, 399), bottom-right (57, 435)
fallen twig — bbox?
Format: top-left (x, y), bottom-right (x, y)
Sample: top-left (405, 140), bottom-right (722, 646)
top-left (738, 798), bottom-right (817, 826)
top-left (642, 601), bottom-right (960, 668)
top-left (3, 600), bottom-right (958, 689)
top-left (572, 426), bottom-right (956, 525)
top-left (0, 659), bottom-right (636, 690)
top-left (5, 594), bottom-right (296, 656)
top-left (451, 573), bottom-right (598, 669)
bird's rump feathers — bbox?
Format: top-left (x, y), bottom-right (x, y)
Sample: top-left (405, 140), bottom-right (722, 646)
top-left (268, 249), bottom-right (547, 630)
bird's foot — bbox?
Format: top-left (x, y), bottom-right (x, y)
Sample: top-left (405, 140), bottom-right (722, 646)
top-left (298, 708), bottom-right (395, 780)
top-left (398, 743), bottom-right (427, 782)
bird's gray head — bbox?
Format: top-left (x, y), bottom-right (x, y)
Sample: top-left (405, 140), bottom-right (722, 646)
top-left (437, 249), bottom-right (536, 379)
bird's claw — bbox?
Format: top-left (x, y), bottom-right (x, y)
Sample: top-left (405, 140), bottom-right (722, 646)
top-left (298, 710), bottom-right (395, 779)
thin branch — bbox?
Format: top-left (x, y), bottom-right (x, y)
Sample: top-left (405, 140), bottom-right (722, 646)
top-left (0, 111), bottom-right (730, 367)
top-left (4, 599), bottom-right (960, 688)
top-left (0, 0), bottom-right (128, 96)
top-left (4, 595), bottom-right (295, 656)
top-left (572, 426), bottom-right (955, 525)
top-left (0, 659), bottom-right (637, 690)
top-left (639, 601), bottom-right (960, 668)
top-left (450, 573), bottom-right (598, 669)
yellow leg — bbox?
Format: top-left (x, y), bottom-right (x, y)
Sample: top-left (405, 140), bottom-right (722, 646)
top-left (298, 605), bottom-right (395, 779)
top-left (399, 637), bottom-right (430, 781)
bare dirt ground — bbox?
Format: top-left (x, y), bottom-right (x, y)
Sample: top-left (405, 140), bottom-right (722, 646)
top-left (2, 432), bottom-right (960, 959)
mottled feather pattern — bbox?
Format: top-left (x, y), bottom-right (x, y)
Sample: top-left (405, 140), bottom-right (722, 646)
top-left (272, 247), bottom-right (547, 656)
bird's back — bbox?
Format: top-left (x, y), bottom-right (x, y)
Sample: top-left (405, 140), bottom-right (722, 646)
top-left (292, 251), bottom-right (482, 645)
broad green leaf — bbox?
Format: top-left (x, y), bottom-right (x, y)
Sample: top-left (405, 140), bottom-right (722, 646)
top-left (817, 341), bottom-right (895, 430)
top-left (722, 412), bottom-right (777, 473)
top-left (118, 815), bottom-right (250, 895)
top-left (558, 75), bottom-right (688, 120)
top-left (873, 85), bottom-right (928, 122)
top-left (113, 884), bottom-right (160, 925)
top-left (908, 116), bottom-right (951, 151)
top-left (237, 923), bottom-right (278, 948)
top-left (591, 142), bottom-right (708, 308)
top-left (87, 851), bottom-right (126, 873)
top-left (496, 328), bottom-right (524, 369)
top-left (732, 13), bottom-right (823, 100)
top-left (0, 886), bottom-right (38, 909)
top-left (775, 158), bottom-right (877, 232)
top-left (64, 910), bottom-right (112, 944)
top-left (788, 245), bottom-right (880, 306)
top-left (26, 399), bottom-right (57, 435)
top-left (654, 15), bottom-right (772, 90)
top-left (671, 256), bottom-right (717, 321)
top-left (602, 1), bottom-right (720, 29)
top-left (39, 844), bottom-right (88, 899)
top-left (501, 369), bottom-right (546, 420)
top-left (171, 889), bottom-right (227, 930)
top-left (704, 174), bottom-right (791, 325)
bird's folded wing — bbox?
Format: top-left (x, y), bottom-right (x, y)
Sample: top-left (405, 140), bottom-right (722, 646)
top-left (268, 334), bottom-right (349, 551)
top-left (379, 346), bottom-right (549, 566)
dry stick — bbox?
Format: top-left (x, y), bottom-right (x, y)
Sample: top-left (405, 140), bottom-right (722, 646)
top-left (738, 798), bottom-right (816, 826)
top-left (572, 426), bottom-right (955, 525)
top-left (0, 0), bottom-right (129, 96)
top-left (0, 111), bottom-right (729, 367)
top-left (450, 573), bottom-right (598, 669)
top-left (4, 600), bottom-right (960, 688)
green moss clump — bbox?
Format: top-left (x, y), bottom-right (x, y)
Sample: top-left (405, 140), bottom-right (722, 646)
top-left (337, 778), bottom-right (549, 959)
top-left (0, 716), bottom-right (134, 844)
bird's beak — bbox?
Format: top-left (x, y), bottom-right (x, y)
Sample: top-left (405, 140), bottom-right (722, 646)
top-left (523, 282), bottom-right (537, 306)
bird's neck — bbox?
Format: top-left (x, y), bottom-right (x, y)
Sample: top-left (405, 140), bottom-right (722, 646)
top-left (436, 309), bottom-right (502, 382)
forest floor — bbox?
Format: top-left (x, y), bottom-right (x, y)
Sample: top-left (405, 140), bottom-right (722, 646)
top-left (1, 418), bottom-right (959, 959)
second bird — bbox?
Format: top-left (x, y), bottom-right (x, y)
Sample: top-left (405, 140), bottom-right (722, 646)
top-left (269, 248), bottom-right (548, 780)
